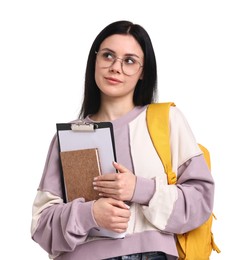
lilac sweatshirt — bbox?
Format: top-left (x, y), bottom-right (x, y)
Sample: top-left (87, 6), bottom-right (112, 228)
top-left (31, 106), bottom-right (214, 260)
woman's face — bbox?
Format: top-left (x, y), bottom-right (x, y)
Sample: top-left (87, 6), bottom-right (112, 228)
top-left (95, 34), bottom-right (144, 102)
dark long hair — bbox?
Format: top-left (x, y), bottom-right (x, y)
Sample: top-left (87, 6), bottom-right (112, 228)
top-left (79, 20), bottom-right (158, 119)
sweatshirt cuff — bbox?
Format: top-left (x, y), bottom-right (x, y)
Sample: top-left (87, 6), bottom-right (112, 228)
top-left (76, 200), bottom-right (99, 231)
top-left (131, 176), bottom-right (155, 205)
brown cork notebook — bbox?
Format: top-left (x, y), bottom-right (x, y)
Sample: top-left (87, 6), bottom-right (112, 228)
top-left (60, 148), bottom-right (102, 202)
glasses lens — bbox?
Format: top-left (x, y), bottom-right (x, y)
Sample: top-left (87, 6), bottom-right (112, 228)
top-left (96, 51), bottom-right (142, 76)
top-left (97, 51), bottom-right (114, 68)
top-left (122, 57), bottom-right (141, 76)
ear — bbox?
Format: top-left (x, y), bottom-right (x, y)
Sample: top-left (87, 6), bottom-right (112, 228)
top-left (139, 71), bottom-right (143, 80)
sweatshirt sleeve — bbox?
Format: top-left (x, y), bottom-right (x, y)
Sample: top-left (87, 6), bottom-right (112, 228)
top-left (130, 176), bottom-right (155, 205)
top-left (31, 135), bottom-right (99, 257)
top-left (164, 154), bottom-right (214, 234)
top-left (164, 107), bottom-right (215, 233)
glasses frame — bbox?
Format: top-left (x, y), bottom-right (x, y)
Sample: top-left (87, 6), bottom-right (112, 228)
top-left (95, 50), bottom-right (143, 76)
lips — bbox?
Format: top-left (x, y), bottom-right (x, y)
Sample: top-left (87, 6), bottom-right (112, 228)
top-left (105, 77), bottom-right (122, 84)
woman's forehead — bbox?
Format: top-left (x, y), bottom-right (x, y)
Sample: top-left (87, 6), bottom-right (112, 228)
top-left (99, 34), bottom-right (143, 56)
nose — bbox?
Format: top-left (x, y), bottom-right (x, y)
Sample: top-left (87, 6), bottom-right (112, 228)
top-left (109, 58), bottom-right (123, 73)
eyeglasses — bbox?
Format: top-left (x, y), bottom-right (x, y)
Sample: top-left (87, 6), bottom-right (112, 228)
top-left (95, 50), bottom-right (143, 76)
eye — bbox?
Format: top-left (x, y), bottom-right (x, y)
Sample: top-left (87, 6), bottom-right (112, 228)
top-left (123, 57), bottom-right (136, 65)
top-left (101, 51), bottom-right (115, 61)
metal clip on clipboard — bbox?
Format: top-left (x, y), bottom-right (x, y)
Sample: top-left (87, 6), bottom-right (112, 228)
top-left (71, 122), bottom-right (98, 132)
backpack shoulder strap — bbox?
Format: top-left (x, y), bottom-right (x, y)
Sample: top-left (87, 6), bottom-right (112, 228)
top-left (198, 143), bottom-right (211, 170)
top-left (146, 102), bottom-right (177, 184)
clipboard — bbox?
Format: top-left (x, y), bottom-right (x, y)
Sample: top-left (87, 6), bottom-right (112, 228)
top-left (56, 121), bottom-right (125, 239)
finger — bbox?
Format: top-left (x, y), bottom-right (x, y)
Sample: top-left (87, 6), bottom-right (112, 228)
top-left (94, 173), bottom-right (117, 181)
top-left (112, 161), bottom-right (128, 173)
top-left (111, 200), bottom-right (131, 211)
top-left (96, 187), bottom-right (119, 196)
top-left (112, 229), bottom-right (127, 233)
top-left (110, 212), bottom-right (130, 223)
top-left (93, 179), bottom-right (119, 191)
top-left (111, 220), bottom-right (129, 229)
top-left (110, 222), bottom-right (128, 233)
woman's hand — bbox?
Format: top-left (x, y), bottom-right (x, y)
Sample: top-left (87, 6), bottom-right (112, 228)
top-left (93, 162), bottom-right (136, 201)
top-left (93, 198), bottom-right (131, 233)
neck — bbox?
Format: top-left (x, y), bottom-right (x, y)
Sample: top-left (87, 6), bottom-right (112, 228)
top-left (91, 99), bottom-right (135, 122)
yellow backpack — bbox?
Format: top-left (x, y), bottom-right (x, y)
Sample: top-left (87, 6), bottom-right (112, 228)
top-left (146, 102), bottom-right (221, 260)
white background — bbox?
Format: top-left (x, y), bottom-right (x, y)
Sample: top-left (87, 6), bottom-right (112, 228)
top-left (0, 0), bottom-right (245, 259)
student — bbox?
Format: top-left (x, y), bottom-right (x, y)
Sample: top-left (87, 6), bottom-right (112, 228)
top-left (31, 20), bottom-right (214, 260)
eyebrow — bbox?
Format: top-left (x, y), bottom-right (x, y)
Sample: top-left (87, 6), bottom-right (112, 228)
top-left (100, 48), bottom-right (142, 59)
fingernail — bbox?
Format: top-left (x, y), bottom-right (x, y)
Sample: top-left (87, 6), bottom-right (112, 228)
top-left (124, 203), bottom-right (130, 209)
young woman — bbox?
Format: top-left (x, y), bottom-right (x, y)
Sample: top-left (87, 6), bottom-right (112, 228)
top-left (31, 20), bottom-right (214, 260)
